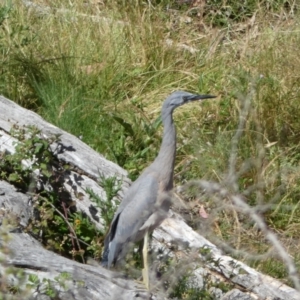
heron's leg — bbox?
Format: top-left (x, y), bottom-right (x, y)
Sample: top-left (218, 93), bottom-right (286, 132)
top-left (142, 231), bottom-right (150, 290)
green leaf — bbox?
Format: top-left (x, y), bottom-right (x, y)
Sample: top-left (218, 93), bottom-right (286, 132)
top-left (34, 143), bottom-right (44, 154)
top-left (8, 173), bottom-right (20, 182)
top-left (28, 274), bottom-right (39, 284)
top-left (40, 162), bottom-right (48, 170)
top-left (112, 115), bottom-right (134, 137)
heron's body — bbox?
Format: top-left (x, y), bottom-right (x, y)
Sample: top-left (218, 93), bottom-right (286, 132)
top-left (102, 91), bottom-right (215, 273)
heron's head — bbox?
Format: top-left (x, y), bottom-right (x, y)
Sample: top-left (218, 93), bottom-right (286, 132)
top-left (162, 91), bottom-right (216, 114)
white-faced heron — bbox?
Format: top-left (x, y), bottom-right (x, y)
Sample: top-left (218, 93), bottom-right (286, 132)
top-left (102, 91), bottom-right (216, 288)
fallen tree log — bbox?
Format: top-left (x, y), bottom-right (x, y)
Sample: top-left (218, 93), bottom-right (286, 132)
top-left (0, 95), bottom-right (300, 299)
top-left (1, 205), bottom-right (151, 300)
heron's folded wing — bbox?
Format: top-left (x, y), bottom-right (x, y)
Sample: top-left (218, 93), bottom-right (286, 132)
top-left (107, 175), bottom-right (159, 265)
top-left (115, 175), bottom-right (159, 243)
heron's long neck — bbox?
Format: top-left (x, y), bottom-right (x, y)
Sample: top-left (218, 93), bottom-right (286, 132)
top-left (153, 111), bottom-right (176, 190)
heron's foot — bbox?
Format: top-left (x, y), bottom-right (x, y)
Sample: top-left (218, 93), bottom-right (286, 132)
top-left (134, 276), bottom-right (149, 291)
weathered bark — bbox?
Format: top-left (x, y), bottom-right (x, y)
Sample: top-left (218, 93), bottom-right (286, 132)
top-left (1, 222), bottom-right (152, 300)
top-left (1, 95), bottom-right (300, 300)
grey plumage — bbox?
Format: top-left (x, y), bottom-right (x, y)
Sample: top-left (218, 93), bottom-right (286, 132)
top-left (102, 91), bottom-right (216, 268)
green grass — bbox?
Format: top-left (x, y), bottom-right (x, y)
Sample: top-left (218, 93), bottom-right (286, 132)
top-left (1, 0), bottom-right (300, 290)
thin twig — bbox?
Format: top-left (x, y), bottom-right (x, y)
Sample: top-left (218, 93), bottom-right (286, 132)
top-left (187, 179), bottom-right (300, 291)
top-left (38, 195), bottom-right (85, 264)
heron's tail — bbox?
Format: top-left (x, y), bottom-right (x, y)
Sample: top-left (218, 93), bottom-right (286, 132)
top-left (101, 245), bottom-right (109, 267)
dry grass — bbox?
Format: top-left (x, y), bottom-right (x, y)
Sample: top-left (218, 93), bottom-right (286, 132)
top-left (1, 0), bottom-right (300, 290)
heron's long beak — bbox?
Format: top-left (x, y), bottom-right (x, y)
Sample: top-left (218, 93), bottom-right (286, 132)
top-left (185, 94), bottom-right (216, 102)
